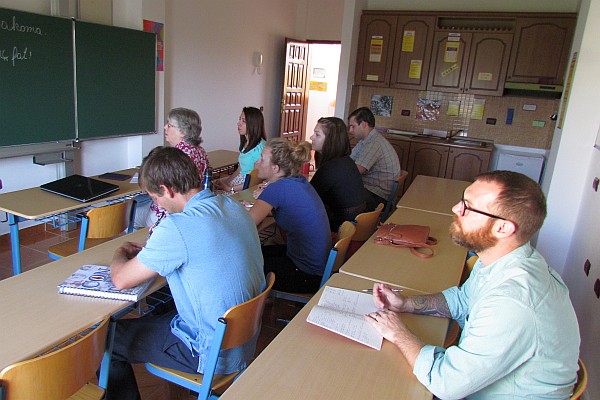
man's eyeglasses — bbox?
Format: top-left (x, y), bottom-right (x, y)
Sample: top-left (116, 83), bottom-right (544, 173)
top-left (459, 194), bottom-right (507, 221)
top-left (166, 122), bottom-right (179, 130)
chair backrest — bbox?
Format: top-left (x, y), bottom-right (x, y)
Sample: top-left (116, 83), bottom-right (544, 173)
top-left (381, 170), bottom-right (408, 222)
top-left (332, 221), bottom-right (356, 273)
top-left (243, 169), bottom-right (260, 191)
top-left (220, 272), bottom-right (275, 350)
top-left (352, 203), bottom-right (384, 241)
top-left (571, 358), bottom-right (588, 399)
top-left (0, 318), bottom-right (109, 400)
top-left (86, 199), bottom-right (135, 239)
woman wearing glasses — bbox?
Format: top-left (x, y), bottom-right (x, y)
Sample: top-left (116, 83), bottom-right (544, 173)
top-left (136, 108), bottom-right (210, 228)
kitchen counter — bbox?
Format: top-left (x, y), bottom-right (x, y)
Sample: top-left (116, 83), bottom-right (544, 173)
top-left (383, 130), bottom-right (493, 151)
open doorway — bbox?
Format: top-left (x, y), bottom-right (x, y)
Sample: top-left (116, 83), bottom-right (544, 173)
top-left (279, 39), bottom-right (341, 142)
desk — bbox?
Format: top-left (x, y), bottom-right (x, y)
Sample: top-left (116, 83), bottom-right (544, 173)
top-left (340, 208), bottom-right (466, 294)
top-left (0, 229), bottom-right (164, 371)
top-left (220, 273), bottom-right (448, 400)
top-left (398, 175), bottom-right (471, 216)
top-left (206, 150), bottom-right (239, 175)
top-left (0, 168), bottom-right (142, 275)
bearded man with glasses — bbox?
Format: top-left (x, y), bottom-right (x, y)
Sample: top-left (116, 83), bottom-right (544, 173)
top-left (365, 170), bottom-right (580, 399)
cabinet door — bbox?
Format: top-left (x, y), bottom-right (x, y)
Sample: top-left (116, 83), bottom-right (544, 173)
top-left (464, 33), bottom-right (512, 96)
top-left (507, 17), bottom-right (576, 85)
top-left (407, 142), bottom-right (449, 184)
top-left (390, 16), bottom-right (436, 90)
top-left (354, 14), bottom-right (397, 87)
top-left (445, 148), bottom-right (491, 182)
top-left (427, 32), bottom-right (472, 93)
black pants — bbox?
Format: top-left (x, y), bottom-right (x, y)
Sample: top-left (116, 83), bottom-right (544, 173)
top-left (365, 190), bottom-right (387, 212)
top-left (262, 245), bottom-right (322, 293)
top-left (106, 310), bottom-right (199, 400)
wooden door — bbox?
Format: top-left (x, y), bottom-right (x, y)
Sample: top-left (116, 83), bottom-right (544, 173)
top-left (279, 38), bottom-right (309, 142)
top-left (354, 14), bottom-right (398, 87)
top-left (507, 16), bottom-right (576, 85)
top-left (464, 33), bottom-right (512, 96)
top-left (427, 32), bottom-right (472, 93)
top-left (391, 15), bottom-right (436, 90)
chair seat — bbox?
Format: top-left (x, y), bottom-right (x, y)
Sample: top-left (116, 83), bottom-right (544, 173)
top-left (146, 363), bottom-right (240, 393)
top-left (48, 236), bottom-right (123, 259)
top-left (68, 382), bottom-right (105, 400)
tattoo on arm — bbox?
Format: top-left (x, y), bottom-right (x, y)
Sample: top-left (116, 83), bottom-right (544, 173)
top-left (408, 293), bottom-right (451, 318)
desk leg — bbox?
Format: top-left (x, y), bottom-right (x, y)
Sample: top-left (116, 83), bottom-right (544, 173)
top-left (8, 214), bottom-right (22, 276)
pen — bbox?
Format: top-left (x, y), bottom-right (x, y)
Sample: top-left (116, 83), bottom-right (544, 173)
top-left (362, 288), bottom-right (403, 293)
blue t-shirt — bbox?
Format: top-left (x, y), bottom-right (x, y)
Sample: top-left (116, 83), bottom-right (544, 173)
top-left (239, 139), bottom-right (265, 175)
top-left (258, 177), bottom-right (331, 275)
top-left (137, 190), bottom-right (265, 374)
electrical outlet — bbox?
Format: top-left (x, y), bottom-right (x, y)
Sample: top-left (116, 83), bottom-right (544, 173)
top-left (486, 118), bottom-right (497, 125)
top-left (401, 109), bottom-right (411, 116)
top-left (595, 279), bottom-right (600, 299)
top-left (584, 259), bottom-right (591, 276)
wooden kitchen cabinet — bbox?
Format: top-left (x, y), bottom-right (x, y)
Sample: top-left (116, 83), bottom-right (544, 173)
top-left (390, 15), bottom-right (436, 90)
top-left (507, 16), bottom-right (576, 85)
top-left (355, 14), bottom-right (397, 87)
top-left (445, 147), bottom-right (491, 181)
top-left (428, 31), bottom-right (512, 96)
top-left (406, 141), bottom-right (449, 183)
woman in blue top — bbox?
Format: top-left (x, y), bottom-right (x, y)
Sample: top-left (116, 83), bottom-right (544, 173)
top-left (215, 106), bottom-right (266, 192)
top-left (310, 117), bottom-right (366, 231)
top-left (249, 138), bottom-right (332, 293)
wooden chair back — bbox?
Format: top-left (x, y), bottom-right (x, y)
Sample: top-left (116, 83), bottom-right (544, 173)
top-left (87, 199), bottom-right (134, 238)
top-left (0, 318), bottom-right (109, 400)
top-left (221, 272), bottom-right (275, 350)
top-left (332, 221), bottom-right (356, 273)
top-left (243, 169), bottom-right (260, 190)
top-left (571, 358), bottom-right (588, 399)
top-left (352, 203), bottom-right (384, 241)
top-left (382, 170), bottom-right (409, 221)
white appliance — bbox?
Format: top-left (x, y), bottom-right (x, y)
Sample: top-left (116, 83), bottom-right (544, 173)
top-left (496, 151), bottom-right (545, 183)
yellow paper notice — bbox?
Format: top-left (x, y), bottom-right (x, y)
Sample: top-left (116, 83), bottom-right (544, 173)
top-left (478, 72), bottom-right (493, 81)
top-left (309, 81), bottom-right (327, 91)
top-left (402, 30), bottom-right (415, 52)
top-left (447, 100), bottom-right (460, 116)
top-left (444, 42), bottom-right (460, 63)
top-left (408, 60), bottom-right (422, 79)
top-left (369, 37), bottom-right (383, 62)
top-left (471, 99), bottom-right (485, 120)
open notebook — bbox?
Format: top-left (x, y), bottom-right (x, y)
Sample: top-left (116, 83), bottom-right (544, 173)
top-left (41, 174), bottom-right (119, 202)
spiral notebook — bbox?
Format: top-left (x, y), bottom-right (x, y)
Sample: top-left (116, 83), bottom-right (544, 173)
top-left (58, 264), bottom-right (154, 302)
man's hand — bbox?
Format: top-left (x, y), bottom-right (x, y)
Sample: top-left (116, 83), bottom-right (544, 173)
top-left (372, 282), bottom-right (410, 312)
top-left (117, 241), bottom-right (143, 260)
top-left (365, 309), bottom-right (407, 345)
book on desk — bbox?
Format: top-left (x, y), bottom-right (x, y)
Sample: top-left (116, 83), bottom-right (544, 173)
top-left (58, 264), bottom-right (153, 302)
top-left (306, 286), bottom-right (383, 350)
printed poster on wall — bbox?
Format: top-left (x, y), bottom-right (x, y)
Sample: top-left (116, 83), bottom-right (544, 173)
top-left (401, 30), bottom-right (415, 52)
top-left (143, 20), bottom-right (164, 71)
top-left (369, 36), bottom-right (383, 62)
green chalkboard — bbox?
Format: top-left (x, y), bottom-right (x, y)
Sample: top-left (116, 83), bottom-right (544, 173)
top-left (75, 21), bottom-right (156, 139)
top-left (0, 8), bottom-right (75, 147)
top-left (0, 8), bottom-right (156, 151)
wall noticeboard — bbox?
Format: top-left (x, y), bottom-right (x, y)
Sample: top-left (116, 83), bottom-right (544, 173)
top-left (0, 7), bottom-right (156, 152)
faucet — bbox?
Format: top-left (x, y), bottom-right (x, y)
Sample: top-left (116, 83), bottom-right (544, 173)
top-left (447, 129), bottom-right (465, 139)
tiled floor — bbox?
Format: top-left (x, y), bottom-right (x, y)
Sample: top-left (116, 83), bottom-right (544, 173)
top-left (0, 223), bottom-right (302, 399)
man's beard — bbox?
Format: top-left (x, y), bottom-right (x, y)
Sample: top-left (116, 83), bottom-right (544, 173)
top-left (450, 216), bottom-right (498, 253)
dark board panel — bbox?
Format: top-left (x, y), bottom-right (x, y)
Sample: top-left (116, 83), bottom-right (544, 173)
top-left (75, 21), bottom-right (156, 139)
top-left (0, 8), bottom-right (75, 147)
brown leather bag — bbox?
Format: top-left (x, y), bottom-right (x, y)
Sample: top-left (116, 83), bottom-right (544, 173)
top-left (374, 223), bottom-right (438, 259)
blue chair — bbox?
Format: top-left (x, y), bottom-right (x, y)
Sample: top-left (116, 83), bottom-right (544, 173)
top-left (381, 170), bottom-right (408, 222)
top-left (48, 199), bottom-right (136, 260)
top-left (145, 273), bottom-right (275, 400)
top-left (242, 169), bottom-right (259, 190)
top-left (270, 221), bottom-right (356, 304)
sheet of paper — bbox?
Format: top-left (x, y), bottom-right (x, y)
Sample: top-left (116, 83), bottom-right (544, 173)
top-left (307, 287), bottom-right (383, 350)
top-left (130, 173), bottom-right (139, 184)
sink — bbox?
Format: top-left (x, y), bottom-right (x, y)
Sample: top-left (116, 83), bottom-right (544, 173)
top-left (450, 139), bottom-right (489, 148)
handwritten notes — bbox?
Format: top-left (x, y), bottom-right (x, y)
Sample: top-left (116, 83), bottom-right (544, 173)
top-left (307, 286), bottom-right (383, 350)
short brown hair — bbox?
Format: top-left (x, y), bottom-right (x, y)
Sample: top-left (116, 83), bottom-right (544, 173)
top-left (476, 170), bottom-right (547, 243)
top-left (140, 146), bottom-right (202, 195)
top-left (267, 138), bottom-right (311, 177)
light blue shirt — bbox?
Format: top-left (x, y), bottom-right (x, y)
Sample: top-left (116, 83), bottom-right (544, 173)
top-left (137, 190), bottom-right (265, 374)
top-left (414, 243), bottom-right (580, 399)
top-left (239, 139), bottom-right (265, 175)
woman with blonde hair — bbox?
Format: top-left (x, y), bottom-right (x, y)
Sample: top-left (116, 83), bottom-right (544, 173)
top-left (249, 138), bottom-right (331, 292)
